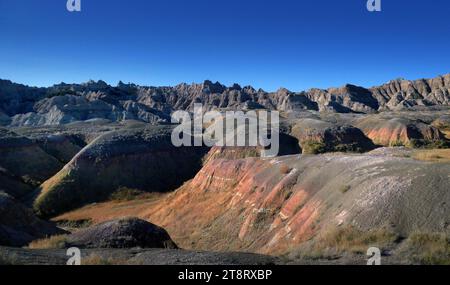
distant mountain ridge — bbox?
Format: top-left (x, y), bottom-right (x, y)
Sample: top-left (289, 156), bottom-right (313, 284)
top-left (0, 74), bottom-right (449, 127)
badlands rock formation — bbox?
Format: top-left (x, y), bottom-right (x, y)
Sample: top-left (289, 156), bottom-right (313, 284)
top-left (143, 150), bottom-right (450, 255)
top-left (33, 125), bottom-right (208, 217)
top-left (0, 74), bottom-right (449, 264)
top-left (1, 74), bottom-right (450, 127)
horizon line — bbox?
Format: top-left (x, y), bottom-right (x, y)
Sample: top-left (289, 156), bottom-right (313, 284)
top-left (1, 72), bottom-right (449, 94)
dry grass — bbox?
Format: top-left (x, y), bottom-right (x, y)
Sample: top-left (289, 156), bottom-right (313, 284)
top-left (302, 226), bottom-right (398, 258)
top-left (28, 235), bottom-right (69, 249)
top-left (82, 254), bottom-right (128, 265)
top-left (53, 192), bottom-right (167, 224)
top-left (412, 149), bottom-right (450, 162)
top-left (404, 232), bottom-right (450, 265)
top-left (319, 226), bottom-right (397, 253)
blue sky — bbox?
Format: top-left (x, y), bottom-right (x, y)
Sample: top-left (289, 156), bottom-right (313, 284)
top-left (1, 0), bottom-right (449, 91)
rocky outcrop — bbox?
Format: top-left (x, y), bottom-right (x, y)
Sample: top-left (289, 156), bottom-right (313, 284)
top-left (0, 128), bottom-right (63, 186)
top-left (0, 79), bottom-right (47, 116)
top-left (66, 218), bottom-right (177, 249)
top-left (370, 75), bottom-right (450, 110)
top-left (144, 151), bottom-right (450, 255)
top-left (0, 192), bottom-right (65, 247)
top-left (291, 118), bottom-right (375, 154)
top-left (356, 115), bottom-right (448, 147)
top-left (306, 85), bottom-right (380, 113)
top-left (33, 125), bottom-right (209, 217)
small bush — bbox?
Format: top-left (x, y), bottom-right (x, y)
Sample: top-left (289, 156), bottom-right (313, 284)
top-left (302, 141), bottom-right (327, 154)
top-left (339, 185), bottom-right (351, 194)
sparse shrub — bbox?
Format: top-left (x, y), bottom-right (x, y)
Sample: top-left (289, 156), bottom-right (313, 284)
top-left (390, 140), bottom-right (406, 147)
top-left (339, 185), bottom-right (351, 194)
top-left (109, 187), bottom-right (145, 202)
top-left (407, 138), bottom-right (450, 149)
top-left (28, 235), bottom-right (69, 249)
top-left (407, 139), bottom-right (422, 148)
top-left (302, 141), bottom-right (327, 154)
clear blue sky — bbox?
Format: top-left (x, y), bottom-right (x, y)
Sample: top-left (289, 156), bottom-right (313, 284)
top-left (1, 0), bottom-right (449, 91)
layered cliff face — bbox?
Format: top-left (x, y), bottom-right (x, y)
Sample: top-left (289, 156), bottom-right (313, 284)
top-left (33, 125), bottom-right (209, 218)
top-left (142, 151), bottom-right (450, 255)
top-left (1, 74), bottom-right (450, 127)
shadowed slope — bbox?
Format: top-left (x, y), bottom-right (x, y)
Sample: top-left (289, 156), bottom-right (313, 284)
top-left (33, 125), bottom-right (208, 217)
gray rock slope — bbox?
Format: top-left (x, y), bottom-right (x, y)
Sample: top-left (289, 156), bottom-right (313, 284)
top-left (0, 192), bottom-right (65, 247)
top-left (0, 128), bottom-right (63, 186)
